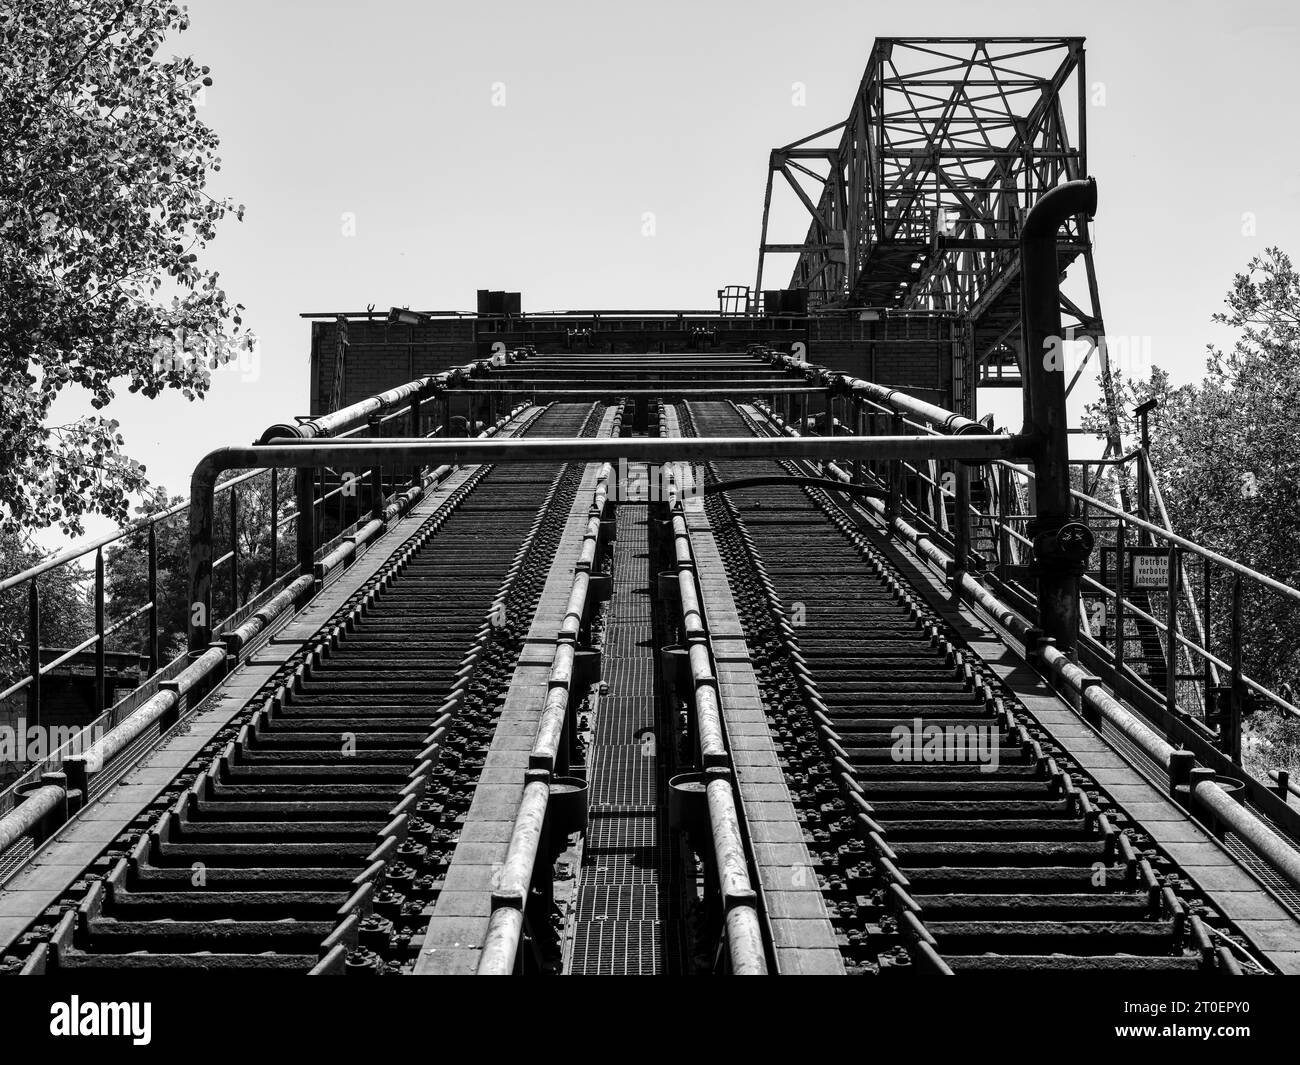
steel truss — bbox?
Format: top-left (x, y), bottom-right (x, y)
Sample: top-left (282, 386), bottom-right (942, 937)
top-left (755, 36), bottom-right (1123, 456)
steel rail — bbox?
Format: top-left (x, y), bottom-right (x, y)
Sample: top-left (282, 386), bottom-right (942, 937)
top-left (807, 455), bottom-right (1300, 899)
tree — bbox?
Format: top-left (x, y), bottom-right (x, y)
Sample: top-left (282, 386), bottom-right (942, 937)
top-left (104, 484), bottom-right (188, 663)
top-left (0, 1), bottom-right (253, 537)
top-left (1083, 247), bottom-right (1300, 776)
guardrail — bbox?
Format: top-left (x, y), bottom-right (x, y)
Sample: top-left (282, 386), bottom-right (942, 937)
top-left (0, 389), bottom-right (537, 883)
top-left (747, 341), bottom-right (1300, 741)
top-left (1, 351), bottom-right (530, 736)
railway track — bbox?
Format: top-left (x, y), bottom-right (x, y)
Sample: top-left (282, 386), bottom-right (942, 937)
top-left (681, 399), bottom-right (1249, 975)
top-left (3, 402), bottom-right (603, 975)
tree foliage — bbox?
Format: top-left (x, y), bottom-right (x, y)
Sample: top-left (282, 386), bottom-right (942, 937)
top-left (1084, 247), bottom-right (1300, 773)
top-left (0, 530), bottom-right (91, 692)
top-left (0, 0), bottom-right (252, 536)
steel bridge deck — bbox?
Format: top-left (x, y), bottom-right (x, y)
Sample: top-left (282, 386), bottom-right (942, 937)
top-left (2, 352), bottom-right (1298, 976)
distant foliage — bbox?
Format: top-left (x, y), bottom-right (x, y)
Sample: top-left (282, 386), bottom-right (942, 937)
top-left (0, 530), bottom-right (91, 691)
top-left (105, 474), bottom-right (293, 664)
top-left (0, 1), bottom-right (251, 536)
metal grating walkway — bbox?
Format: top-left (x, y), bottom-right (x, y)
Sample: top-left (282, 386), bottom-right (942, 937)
top-left (569, 490), bottom-right (679, 974)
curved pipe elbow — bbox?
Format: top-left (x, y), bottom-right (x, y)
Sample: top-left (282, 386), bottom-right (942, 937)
top-left (190, 448), bottom-right (237, 496)
top-left (257, 422), bottom-right (310, 445)
top-left (1021, 177), bottom-right (1097, 242)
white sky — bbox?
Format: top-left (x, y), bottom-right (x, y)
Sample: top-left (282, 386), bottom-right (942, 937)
top-left (39, 0), bottom-right (1300, 551)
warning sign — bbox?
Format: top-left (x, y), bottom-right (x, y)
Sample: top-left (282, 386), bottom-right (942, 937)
top-left (1129, 550), bottom-right (1171, 590)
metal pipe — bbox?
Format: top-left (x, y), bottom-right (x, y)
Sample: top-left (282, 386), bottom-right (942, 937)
top-left (1193, 780), bottom-right (1300, 892)
top-left (477, 462), bottom-right (611, 974)
top-left (444, 387), bottom-right (823, 398)
top-left (256, 361), bottom-right (484, 444)
top-left (999, 458), bottom-right (1300, 606)
top-left (1019, 176), bottom-right (1098, 653)
top-left (189, 435), bottom-right (1021, 649)
top-left (849, 378), bottom-right (986, 436)
top-left (0, 785), bottom-right (64, 852)
top-left (476, 907), bottom-right (525, 976)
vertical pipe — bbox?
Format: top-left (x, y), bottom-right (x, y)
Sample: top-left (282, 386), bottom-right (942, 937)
top-left (147, 523), bottom-right (159, 675)
top-left (1077, 46), bottom-right (1088, 178)
top-left (1137, 408), bottom-right (1152, 545)
top-left (189, 469), bottom-right (215, 651)
top-left (1019, 176), bottom-right (1097, 653)
top-left (94, 547), bottom-right (105, 714)
top-left (27, 580), bottom-right (40, 729)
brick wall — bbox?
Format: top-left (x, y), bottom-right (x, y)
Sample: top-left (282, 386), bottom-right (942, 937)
top-left (305, 312), bottom-right (956, 413)
top-left (808, 313), bottom-right (956, 407)
top-left (308, 319), bottom-right (479, 416)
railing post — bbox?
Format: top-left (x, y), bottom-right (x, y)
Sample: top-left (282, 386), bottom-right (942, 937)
top-left (954, 462), bottom-right (971, 580)
top-left (317, 466), bottom-right (326, 538)
top-left (1136, 400), bottom-right (1155, 544)
top-left (852, 398), bottom-right (864, 483)
top-left (410, 394), bottom-right (423, 484)
top-left (147, 523), bottom-right (159, 675)
top-left (27, 579), bottom-right (40, 729)
top-left (371, 463), bottom-right (385, 522)
top-left (337, 464), bottom-right (346, 533)
top-left (997, 462), bottom-right (1013, 571)
top-left (886, 412), bottom-right (903, 527)
top-left (296, 467), bottom-right (316, 587)
top-left (1201, 557), bottom-right (1212, 716)
top-left (269, 467), bottom-right (279, 579)
top-left (1114, 516), bottom-right (1127, 698)
top-left (1165, 544), bottom-right (1179, 723)
top-left (94, 546), bottom-right (105, 714)
top-left (1228, 573), bottom-right (1244, 764)
top-left (928, 459), bottom-right (943, 529)
top-left (229, 486), bottom-right (239, 611)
